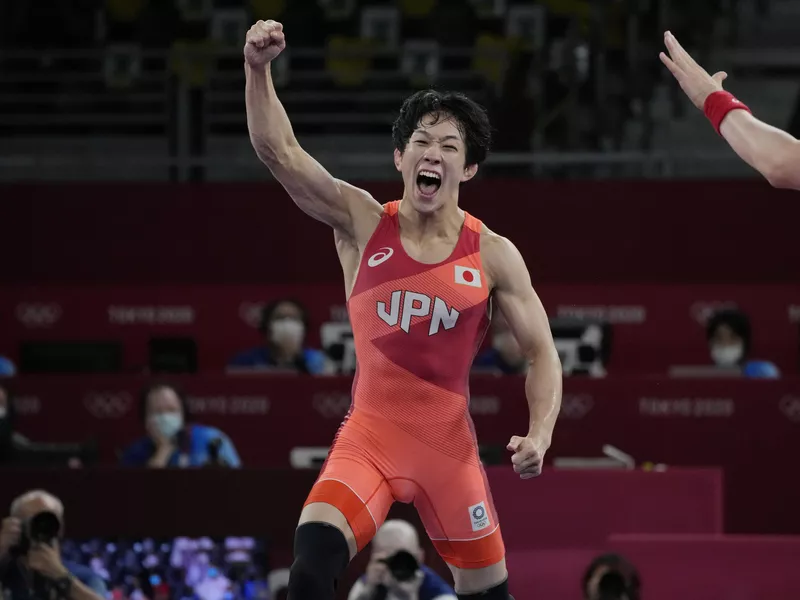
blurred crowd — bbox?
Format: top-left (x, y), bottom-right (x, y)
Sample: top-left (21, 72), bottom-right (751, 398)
top-left (0, 0), bottom-right (738, 154)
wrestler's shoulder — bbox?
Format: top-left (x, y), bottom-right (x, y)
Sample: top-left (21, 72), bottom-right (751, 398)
top-left (479, 225), bottom-right (518, 260)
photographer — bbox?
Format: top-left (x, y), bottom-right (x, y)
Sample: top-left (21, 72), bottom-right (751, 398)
top-left (348, 520), bottom-right (456, 600)
top-left (0, 490), bottom-right (107, 600)
top-left (582, 553), bottom-right (641, 600)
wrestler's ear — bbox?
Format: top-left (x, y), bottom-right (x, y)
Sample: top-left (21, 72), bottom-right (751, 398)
top-left (462, 162), bottom-right (478, 182)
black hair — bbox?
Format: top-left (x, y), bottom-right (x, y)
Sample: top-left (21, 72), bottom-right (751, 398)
top-left (258, 298), bottom-right (310, 336)
top-left (392, 89), bottom-right (492, 167)
top-left (706, 309), bottom-right (752, 355)
top-left (138, 381), bottom-right (190, 424)
top-left (582, 553), bottom-right (641, 600)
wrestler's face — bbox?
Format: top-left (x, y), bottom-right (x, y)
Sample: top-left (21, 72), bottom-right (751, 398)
top-left (394, 113), bottom-right (478, 215)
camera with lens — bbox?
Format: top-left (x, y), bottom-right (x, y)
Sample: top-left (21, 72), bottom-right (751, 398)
top-left (12, 511), bottom-right (62, 556)
top-left (596, 569), bottom-right (629, 600)
top-left (583, 553), bottom-right (640, 600)
top-left (380, 550), bottom-right (419, 583)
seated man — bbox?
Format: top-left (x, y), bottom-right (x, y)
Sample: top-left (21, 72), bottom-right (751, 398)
top-left (229, 299), bottom-right (329, 374)
top-left (120, 383), bottom-right (241, 468)
top-left (348, 520), bottom-right (457, 600)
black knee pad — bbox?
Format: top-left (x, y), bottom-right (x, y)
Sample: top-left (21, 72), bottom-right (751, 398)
top-left (458, 579), bottom-right (512, 600)
top-left (288, 522), bottom-right (350, 600)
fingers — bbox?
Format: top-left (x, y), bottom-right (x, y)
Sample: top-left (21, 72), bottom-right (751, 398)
top-left (664, 31), bottom-right (690, 65)
top-left (246, 20), bottom-right (284, 48)
top-left (712, 71), bottom-right (728, 84)
top-left (506, 435), bottom-right (524, 452)
top-left (659, 51), bottom-right (682, 78)
top-left (512, 452), bottom-right (542, 472)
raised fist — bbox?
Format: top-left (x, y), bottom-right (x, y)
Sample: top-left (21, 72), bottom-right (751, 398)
top-left (244, 20), bottom-right (286, 68)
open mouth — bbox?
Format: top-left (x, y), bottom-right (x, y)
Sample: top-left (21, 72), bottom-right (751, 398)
top-left (416, 170), bottom-right (442, 198)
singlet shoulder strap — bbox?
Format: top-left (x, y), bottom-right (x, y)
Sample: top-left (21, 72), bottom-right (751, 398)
top-left (463, 211), bottom-right (483, 234)
top-left (383, 200), bottom-right (401, 216)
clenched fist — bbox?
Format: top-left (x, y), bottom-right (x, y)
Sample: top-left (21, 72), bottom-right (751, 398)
top-left (507, 435), bottom-right (547, 479)
top-left (244, 20), bottom-right (286, 68)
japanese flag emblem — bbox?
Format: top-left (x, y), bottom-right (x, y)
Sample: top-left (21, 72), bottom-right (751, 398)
top-left (455, 265), bottom-right (481, 288)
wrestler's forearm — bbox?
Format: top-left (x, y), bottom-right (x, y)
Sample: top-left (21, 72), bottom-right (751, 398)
top-left (245, 63), bottom-right (299, 164)
top-left (719, 110), bottom-right (800, 189)
top-left (524, 352), bottom-right (562, 448)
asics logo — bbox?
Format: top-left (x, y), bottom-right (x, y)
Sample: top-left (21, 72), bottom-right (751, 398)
top-left (367, 247), bottom-right (394, 267)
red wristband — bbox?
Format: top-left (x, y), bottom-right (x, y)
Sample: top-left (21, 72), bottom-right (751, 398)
top-left (703, 91), bottom-right (751, 136)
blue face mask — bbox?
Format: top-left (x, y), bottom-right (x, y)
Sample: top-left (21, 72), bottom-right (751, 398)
top-left (153, 413), bottom-right (183, 438)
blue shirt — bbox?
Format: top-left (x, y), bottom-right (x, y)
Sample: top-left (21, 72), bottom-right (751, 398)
top-left (473, 348), bottom-right (526, 375)
top-left (229, 347), bottom-right (327, 374)
top-left (355, 565), bottom-right (454, 600)
top-left (0, 558), bottom-right (107, 599)
top-left (742, 359), bottom-right (781, 379)
top-left (120, 424), bottom-right (242, 468)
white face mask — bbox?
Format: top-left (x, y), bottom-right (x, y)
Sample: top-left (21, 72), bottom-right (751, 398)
top-left (711, 343), bottom-right (744, 367)
top-left (152, 413), bottom-right (183, 438)
top-left (270, 318), bottom-right (305, 347)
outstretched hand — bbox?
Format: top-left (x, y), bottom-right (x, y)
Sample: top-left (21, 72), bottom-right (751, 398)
top-left (660, 31), bottom-right (727, 109)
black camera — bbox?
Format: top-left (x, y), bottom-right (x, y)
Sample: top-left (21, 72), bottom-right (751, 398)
top-left (12, 511), bottom-right (62, 556)
top-left (381, 550), bottom-right (419, 582)
top-left (597, 570), bottom-right (628, 600)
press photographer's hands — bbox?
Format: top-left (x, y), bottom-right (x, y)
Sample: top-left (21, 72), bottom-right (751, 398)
top-left (384, 568), bottom-right (424, 600)
top-left (27, 543), bottom-right (70, 580)
top-left (0, 517), bottom-right (22, 558)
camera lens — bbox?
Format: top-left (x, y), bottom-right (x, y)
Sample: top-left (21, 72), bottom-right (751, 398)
top-left (29, 511), bottom-right (61, 543)
top-left (384, 551), bottom-right (418, 582)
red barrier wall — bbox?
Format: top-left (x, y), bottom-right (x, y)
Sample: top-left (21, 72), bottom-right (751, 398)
top-left (0, 468), bottom-right (723, 600)
top-left (506, 535), bottom-right (800, 600)
top-left (2, 181), bottom-right (799, 284)
top-left (8, 375), bottom-right (800, 534)
top-left (2, 284), bottom-right (798, 373)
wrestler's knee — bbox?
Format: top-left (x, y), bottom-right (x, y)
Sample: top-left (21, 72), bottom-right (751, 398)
top-left (450, 559), bottom-right (510, 597)
top-left (288, 521), bottom-right (351, 600)
top-left (298, 501), bottom-right (358, 559)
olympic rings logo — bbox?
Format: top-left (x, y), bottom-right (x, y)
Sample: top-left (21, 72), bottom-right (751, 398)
top-left (312, 393), bottom-right (352, 419)
top-left (779, 396), bottom-right (800, 423)
top-left (559, 394), bottom-right (594, 419)
top-left (15, 303), bottom-right (62, 327)
top-left (690, 301), bottom-right (737, 325)
top-left (239, 302), bottom-right (265, 328)
top-left (83, 392), bottom-right (133, 419)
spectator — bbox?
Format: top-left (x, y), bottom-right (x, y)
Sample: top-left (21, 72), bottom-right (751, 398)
top-left (582, 552), bottom-right (640, 600)
top-left (120, 382), bottom-right (242, 468)
top-left (473, 313), bottom-right (528, 375)
top-left (229, 299), bottom-right (329, 374)
top-left (0, 356), bottom-right (15, 377)
top-left (706, 309), bottom-right (780, 379)
top-left (348, 519), bottom-right (456, 600)
top-left (0, 489), bottom-right (107, 600)
top-left (0, 382), bottom-right (31, 464)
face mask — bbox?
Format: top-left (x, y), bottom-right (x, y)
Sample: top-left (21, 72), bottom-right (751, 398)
top-left (0, 407), bottom-right (6, 419)
top-left (153, 413), bottom-right (183, 438)
top-left (711, 343), bottom-right (744, 367)
top-left (270, 318), bottom-right (305, 347)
